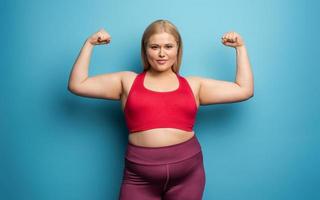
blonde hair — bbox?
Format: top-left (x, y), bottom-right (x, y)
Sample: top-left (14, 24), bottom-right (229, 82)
top-left (141, 19), bottom-right (183, 74)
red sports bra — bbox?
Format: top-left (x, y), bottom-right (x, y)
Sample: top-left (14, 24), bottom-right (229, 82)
top-left (124, 70), bottom-right (198, 134)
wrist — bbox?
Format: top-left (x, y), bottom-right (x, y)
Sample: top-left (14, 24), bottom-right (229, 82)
top-left (84, 39), bottom-right (94, 48)
top-left (236, 44), bottom-right (246, 51)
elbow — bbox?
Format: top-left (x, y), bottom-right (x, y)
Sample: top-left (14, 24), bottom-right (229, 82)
top-left (68, 78), bottom-right (88, 93)
top-left (237, 84), bottom-right (254, 99)
top-left (67, 85), bottom-right (75, 94)
top-left (248, 93), bottom-right (254, 99)
top-left (242, 89), bottom-right (254, 100)
top-left (67, 85), bottom-right (73, 93)
top-left (67, 83), bottom-right (79, 94)
top-left (246, 90), bottom-right (254, 99)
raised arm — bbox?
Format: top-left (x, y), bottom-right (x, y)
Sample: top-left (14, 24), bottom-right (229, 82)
top-left (195, 32), bottom-right (254, 105)
top-left (67, 28), bottom-right (126, 100)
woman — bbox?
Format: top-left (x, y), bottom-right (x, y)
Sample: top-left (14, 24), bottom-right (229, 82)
top-left (68, 19), bottom-right (254, 200)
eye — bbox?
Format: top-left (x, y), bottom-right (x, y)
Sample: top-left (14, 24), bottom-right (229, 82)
top-left (150, 45), bottom-right (158, 50)
top-left (165, 45), bottom-right (173, 49)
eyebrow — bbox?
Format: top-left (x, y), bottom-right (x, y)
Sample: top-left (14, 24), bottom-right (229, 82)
top-left (149, 43), bottom-right (175, 46)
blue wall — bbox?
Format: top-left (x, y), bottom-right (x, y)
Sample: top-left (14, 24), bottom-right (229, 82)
top-left (1, 0), bottom-right (319, 199)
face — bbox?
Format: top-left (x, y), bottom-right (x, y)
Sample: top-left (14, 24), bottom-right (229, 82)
top-left (146, 32), bottom-right (178, 72)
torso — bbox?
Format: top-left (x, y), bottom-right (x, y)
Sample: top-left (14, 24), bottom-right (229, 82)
top-left (120, 71), bottom-right (201, 147)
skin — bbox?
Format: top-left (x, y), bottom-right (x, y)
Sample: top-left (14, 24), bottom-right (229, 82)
top-left (68, 28), bottom-right (254, 147)
top-left (146, 32), bottom-right (178, 75)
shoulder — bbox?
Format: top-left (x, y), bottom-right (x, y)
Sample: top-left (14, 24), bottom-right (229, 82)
top-left (184, 75), bottom-right (202, 87)
top-left (183, 75), bottom-right (203, 98)
top-left (120, 70), bottom-right (140, 90)
top-left (120, 70), bottom-right (139, 81)
top-left (95, 70), bottom-right (138, 84)
top-left (184, 75), bottom-right (220, 93)
top-left (184, 75), bottom-right (220, 87)
top-left (184, 75), bottom-right (202, 82)
top-left (121, 70), bottom-right (138, 77)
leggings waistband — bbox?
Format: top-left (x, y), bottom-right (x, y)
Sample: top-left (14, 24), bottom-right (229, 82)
top-left (125, 134), bottom-right (202, 165)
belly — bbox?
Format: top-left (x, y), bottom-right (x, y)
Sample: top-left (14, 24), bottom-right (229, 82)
top-left (128, 128), bottom-right (195, 147)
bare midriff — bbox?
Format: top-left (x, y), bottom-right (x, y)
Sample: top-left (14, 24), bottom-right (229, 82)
top-left (128, 128), bottom-right (195, 147)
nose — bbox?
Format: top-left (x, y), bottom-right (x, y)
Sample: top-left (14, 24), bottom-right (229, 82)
top-left (158, 48), bottom-right (165, 58)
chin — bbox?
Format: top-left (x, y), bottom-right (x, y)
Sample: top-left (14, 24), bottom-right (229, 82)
top-left (151, 64), bottom-right (173, 72)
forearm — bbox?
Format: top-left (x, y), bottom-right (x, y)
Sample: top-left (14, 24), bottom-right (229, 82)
top-left (234, 45), bottom-right (254, 95)
top-left (68, 40), bottom-right (94, 89)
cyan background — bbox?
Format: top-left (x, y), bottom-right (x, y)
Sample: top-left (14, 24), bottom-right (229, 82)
top-left (1, 0), bottom-right (319, 199)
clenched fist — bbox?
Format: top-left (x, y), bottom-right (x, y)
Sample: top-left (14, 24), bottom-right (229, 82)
top-left (87, 28), bottom-right (111, 46)
top-left (221, 32), bottom-right (244, 48)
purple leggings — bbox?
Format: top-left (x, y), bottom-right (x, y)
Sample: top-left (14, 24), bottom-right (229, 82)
top-left (119, 134), bottom-right (206, 200)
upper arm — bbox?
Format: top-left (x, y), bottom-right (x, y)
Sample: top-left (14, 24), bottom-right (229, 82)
top-left (193, 76), bottom-right (253, 105)
top-left (68, 71), bottom-right (132, 100)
